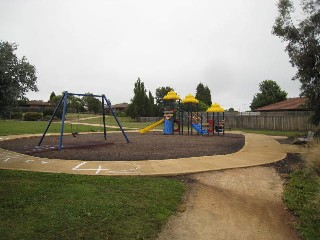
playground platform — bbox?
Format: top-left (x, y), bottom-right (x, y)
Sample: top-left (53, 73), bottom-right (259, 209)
top-left (0, 132), bottom-right (290, 176)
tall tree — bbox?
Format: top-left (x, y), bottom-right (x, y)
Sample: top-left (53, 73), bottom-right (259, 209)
top-left (49, 91), bottom-right (56, 102)
top-left (195, 83), bottom-right (212, 106)
top-left (273, 0), bottom-right (320, 125)
top-left (83, 93), bottom-right (101, 114)
top-left (155, 86), bottom-right (174, 116)
top-left (0, 41), bottom-right (38, 117)
top-left (127, 78), bottom-right (149, 119)
top-left (250, 80), bottom-right (287, 110)
top-left (147, 91), bottom-right (155, 117)
top-left (155, 86), bottom-right (174, 105)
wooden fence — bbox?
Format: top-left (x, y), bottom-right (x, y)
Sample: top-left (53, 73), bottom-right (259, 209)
top-left (225, 111), bottom-right (315, 131)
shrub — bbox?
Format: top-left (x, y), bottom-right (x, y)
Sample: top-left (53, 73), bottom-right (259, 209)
top-left (23, 112), bottom-right (43, 121)
top-left (11, 112), bottom-right (22, 119)
top-left (43, 115), bottom-right (59, 121)
top-left (116, 112), bottom-right (127, 117)
top-left (43, 108), bottom-right (54, 117)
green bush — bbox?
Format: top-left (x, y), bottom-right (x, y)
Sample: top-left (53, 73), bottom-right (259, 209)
top-left (23, 112), bottom-right (43, 121)
top-left (43, 108), bottom-right (54, 117)
top-left (11, 112), bottom-right (22, 119)
top-left (43, 108), bottom-right (62, 119)
top-left (43, 115), bottom-right (59, 121)
top-left (116, 111), bottom-right (127, 117)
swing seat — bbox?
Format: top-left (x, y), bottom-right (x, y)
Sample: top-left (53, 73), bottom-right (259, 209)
top-left (72, 132), bottom-right (79, 137)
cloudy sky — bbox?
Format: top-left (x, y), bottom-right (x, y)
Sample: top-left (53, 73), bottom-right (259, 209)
top-left (1, 0), bottom-right (301, 111)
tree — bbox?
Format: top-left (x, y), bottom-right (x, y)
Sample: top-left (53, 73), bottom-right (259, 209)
top-left (155, 86), bottom-right (174, 105)
top-left (147, 91), bottom-right (155, 117)
top-left (0, 41), bottom-right (38, 117)
top-left (195, 83), bottom-right (212, 106)
top-left (127, 78), bottom-right (149, 119)
top-left (273, 0), bottom-right (320, 125)
top-left (49, 91), bottom-right (56, 102)
top-left (155, 86), bottom-right (174, 116)
top-left (250, 80), bottom-right (287, 110)
top-left (83, 93), bottom-right (101, 114)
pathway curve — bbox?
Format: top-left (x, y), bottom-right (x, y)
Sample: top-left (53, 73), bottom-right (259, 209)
top-left (0, 132), bottom-right (289, 176)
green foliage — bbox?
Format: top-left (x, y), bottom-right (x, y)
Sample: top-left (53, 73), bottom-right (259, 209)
top-left (155, 86), bottom-right (175, 116)
top-left (23, 112), bottom-right (43, 121)
top-left (11, 112), bottom-right (22, 119)
top-left (195, 83), bottom-right (212, 106)
top-left (238, 128), bottom-right (304, 137)
top-left (82, 93), bottom-right (102, 114)
top-left (0, 41), bottom-right (38, 118)
top-left (283, 169), bottom-right (320, 239)
top-left (0, 121), bottom-right (102, 135)
top-left (49, 92), bottom-right (62, 105)
top-left (49, 91), bottom-right (56, 101)
top-left (273, 0), bottom-right (320, 125)
top-left (68, 94), bottom-right (85, 112)
top-left (43, 107), bottom-right (62, 119)
top-left (127, 78), bottom-right (157, 119)
top-left (43, 115), bottom-right (59, 121)
top-left (0, 170), bottom-right (185, 240)
top-left (155, 86), bottom-right (174, 105)
top-left (198, 100), bottom-right (209, 111)
top-left (250, 80), bottom-right (287, 110)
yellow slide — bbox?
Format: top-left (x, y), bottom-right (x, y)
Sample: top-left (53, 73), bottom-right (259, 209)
top-left (139, 118), bottom-right (164, 134)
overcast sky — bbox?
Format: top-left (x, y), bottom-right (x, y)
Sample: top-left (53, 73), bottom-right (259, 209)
top-left (1, 0), bottom-right (301, 111)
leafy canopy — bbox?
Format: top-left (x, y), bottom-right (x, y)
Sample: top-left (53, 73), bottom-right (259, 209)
top-left (250, 80), bottom-right (287, 110)
top-left (0, 41), bottom-right (38, 117)
top-left (195, 83), bottom-right (212, 107)
top-left (273, 0), bottom-right (320, 125)
top-left (127, 78), bottom-right (157, 119)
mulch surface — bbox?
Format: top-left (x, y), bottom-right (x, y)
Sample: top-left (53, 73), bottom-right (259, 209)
top-left (0, 132), bottom-right (245, 161)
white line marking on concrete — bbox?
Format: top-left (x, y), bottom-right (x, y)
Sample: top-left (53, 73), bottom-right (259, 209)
top-left (72, 161), bottom-right (87, 170)
top-left (130, 162), bottom-right (141, 175)
top-left (96, 165), bottom-right (102, 175)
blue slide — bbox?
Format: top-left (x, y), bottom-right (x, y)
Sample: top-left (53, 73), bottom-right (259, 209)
top-left (191, 123), bottom-right (208, 135)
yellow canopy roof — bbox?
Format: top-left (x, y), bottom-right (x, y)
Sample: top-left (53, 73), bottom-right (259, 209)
top-left (163, 90), bottom-right (181, 101)
top-left (206, 102), bottom-right (225, 112)
top-left (181, 94), bottom-right (199, 104)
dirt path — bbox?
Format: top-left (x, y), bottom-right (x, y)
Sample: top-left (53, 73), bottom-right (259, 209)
top-left (157, 167), bottom-right (300, 240)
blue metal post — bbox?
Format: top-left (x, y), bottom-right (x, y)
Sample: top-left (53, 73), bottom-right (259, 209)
top-left (103, 95), bottom-right (129, 143)
top-left (38, 94), bottom-right (64, 146)
top-left (58, 92), bottom-right (68, 150)
top-left (102, 97), bottom-right (107, 140)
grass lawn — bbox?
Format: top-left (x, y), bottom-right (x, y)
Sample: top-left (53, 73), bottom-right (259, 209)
top-left (0, 120), bottom-right (105, 136)
top-left (233, 128), bottom-right (305, 137)
top-left (80, 116), bottom-right (163, 130)
top-left (0, 170), bottom-right (185, 240)
top-left (283, 169), bottom-right (320, 239)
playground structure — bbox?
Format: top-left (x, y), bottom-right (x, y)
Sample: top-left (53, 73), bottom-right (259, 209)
top-left (38, 91), bottom-right (130, 151)
top-left (139, 91), bottom-right (225, 136)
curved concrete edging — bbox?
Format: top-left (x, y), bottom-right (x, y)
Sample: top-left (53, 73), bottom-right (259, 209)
top-left (0, 132), bottom-right (287, 176)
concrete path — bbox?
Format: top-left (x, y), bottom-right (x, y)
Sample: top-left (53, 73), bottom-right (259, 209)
top-left (0, 133), bottom-right (287, 176)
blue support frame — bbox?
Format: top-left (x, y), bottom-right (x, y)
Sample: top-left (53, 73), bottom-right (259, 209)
top-left (38, 91), bottom-right (130, 151)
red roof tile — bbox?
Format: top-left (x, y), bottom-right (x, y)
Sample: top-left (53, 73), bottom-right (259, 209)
top-left (255, 97), bottom-right (307, 111)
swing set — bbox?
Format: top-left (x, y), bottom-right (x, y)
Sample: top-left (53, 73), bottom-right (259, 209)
top-left (38, 91), bottom-right (130, 151)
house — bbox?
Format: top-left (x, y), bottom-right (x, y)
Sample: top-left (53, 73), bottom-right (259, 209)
top-left (255, 97), bottom-right (309, 112)
top-left (110, 103), bottom-right (129, 113)
top-left (27, 100), bottom-right (52, 109)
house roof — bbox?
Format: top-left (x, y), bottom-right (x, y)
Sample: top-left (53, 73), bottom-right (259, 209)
top-left (255, 97), bottom-right (307, 111)
top-left (111, 103), bottom-right (128, 109)
top-left (27, 100), bottom-right (51, 106)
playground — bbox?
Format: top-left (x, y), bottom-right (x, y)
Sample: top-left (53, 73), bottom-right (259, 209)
top-left (0, 90), bottom-right (240, 162)
top-left (0, 132), bottom-right (244, 161)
